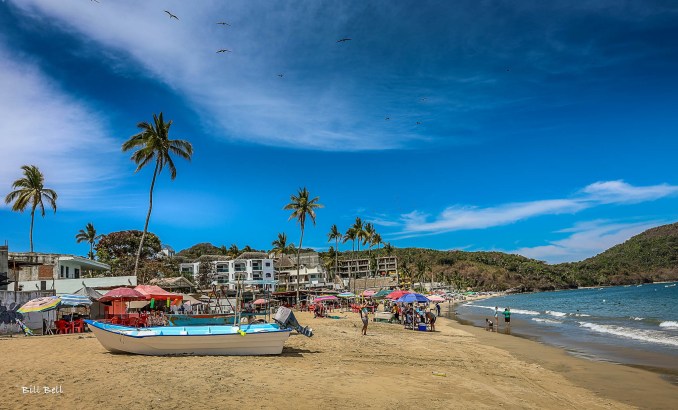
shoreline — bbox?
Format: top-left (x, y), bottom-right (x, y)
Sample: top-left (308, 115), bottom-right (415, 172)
top-left (441, 300), bottom-right (677, 408)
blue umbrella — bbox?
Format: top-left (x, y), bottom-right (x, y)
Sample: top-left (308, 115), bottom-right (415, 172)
top-left (59, 294), bottom-right (93, 307)
top-left (395, 293), bottom-right (430, 303)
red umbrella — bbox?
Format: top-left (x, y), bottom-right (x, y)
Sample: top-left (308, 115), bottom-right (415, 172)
top-left (386, 290), bottom-right (412, 300)
top-left (99, 287), bottom-right (146, 302)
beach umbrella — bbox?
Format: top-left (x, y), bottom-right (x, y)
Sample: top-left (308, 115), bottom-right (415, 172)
top-left (17, 296), bottom-right (61, 313)
top-left (426, 295), bottom-right (445, 302)
top-left (252, 298), bottom-right (269, 305)
top-left (338, 292), bottom-right (355, 298)
top-left (362, 290), bottom-right (376, 297)
top-left (395, 293), bottom-right (430, 304)
top-left (386, 290), bottom-right (411, 300)
top-left (314, 295), bottom-right (338, 302)
top-left (372, 289), bottom-right (392, 299)
top-left (99, 287), bottom-right (146, 302)
top-left (59, 294), bottom-right (93, 307)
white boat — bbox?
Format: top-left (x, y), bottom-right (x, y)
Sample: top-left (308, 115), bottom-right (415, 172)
top-left (84, 306), bottom-right (312, 356)
top-left (85, 320), bottom-right (292, 356)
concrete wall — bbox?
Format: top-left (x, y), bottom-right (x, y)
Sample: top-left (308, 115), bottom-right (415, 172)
top-left (19, 275), bottom-right (138, 295)
top-left (0, 290), bottom-right (53, 334)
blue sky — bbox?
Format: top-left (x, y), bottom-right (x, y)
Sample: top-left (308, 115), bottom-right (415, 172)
top-left (1, 1), bottom-right (678, 263)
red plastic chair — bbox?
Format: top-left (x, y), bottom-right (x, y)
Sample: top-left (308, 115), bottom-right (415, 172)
top-left (110, 316), bottom-right (121, 325)
top-left (55, 320), bottom-right (70, 334)
top-left (73, 320), bottom-right (84, 333)
top-left (138, 314), bottom-right (148, 328)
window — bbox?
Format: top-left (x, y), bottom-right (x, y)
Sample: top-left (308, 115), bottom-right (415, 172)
top-left (60, 265), bottom-right (64, 278)
top-left (265, 262), bottom-right (271, 267)
top-left (66, 266), bottom-right (70, 279)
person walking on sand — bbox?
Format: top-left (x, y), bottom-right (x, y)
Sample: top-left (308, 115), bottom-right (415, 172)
top-left (360, 304), bottom-right (369, 335)
top-left (503, 307), bottom-right (511, 334)
top-left (435, 302), bottom-right (441, 316)
top-left (494, 306), bottom-right (499, 332)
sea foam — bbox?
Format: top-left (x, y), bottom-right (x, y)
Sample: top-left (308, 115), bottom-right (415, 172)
top-left (659, 321), bottom-right (678, 329)
top-left (532, 318), bottom-right (562, 324)
top-left (546, 310), bottom-right (567, 317)
top-left (578, 322), bottom-right (678, 347)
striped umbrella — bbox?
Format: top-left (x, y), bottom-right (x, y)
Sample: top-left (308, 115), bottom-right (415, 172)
top-left (59, 294), bottom-right (93, 307)
top-left (17, 296), bottom-right (61, 313)
top-left (338, 292), bottom-right (356, 298)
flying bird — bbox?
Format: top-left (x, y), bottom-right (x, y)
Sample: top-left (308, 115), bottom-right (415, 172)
top-left (217, 22), bottom-right (231, 26)
top-left (385, 117), bottom-right (390, 120)
top-left (164, 10), bottom-right (178, 20)
top-left (337, 38), bottom-right (352, 43)
top-left (277, 74), bottom-right (284, 77)
top-left (217, 49), bottom-right (231, 53)
top-left (416, 121), bottom-right (422, 125)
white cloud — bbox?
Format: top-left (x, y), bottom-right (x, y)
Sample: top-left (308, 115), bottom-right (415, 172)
top-left (394, 180), bottom-right (678, 236)
top-left (10, 1), bottom-right (425, 151)
top-left (511, 219), bottom-right (663, 263)
top-left (581, 180), bottom-right (678, 204)
top-left (400, 199), bottom-right (586, 234)
top-left (0, 43), bottom-right (123, 211)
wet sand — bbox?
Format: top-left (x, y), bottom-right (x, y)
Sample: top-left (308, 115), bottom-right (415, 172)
top-left (1, 311), bottom-right (676, 409)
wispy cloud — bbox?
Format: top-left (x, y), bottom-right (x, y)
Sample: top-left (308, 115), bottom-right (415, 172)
top-left (0, 43), bottom-right (123, 211)
top-left (394, 180), bottom-right (678, 236)
top-left (580, 180), bottom-right (678, 204)
top-left (510, 219), bottom-right (664, 263)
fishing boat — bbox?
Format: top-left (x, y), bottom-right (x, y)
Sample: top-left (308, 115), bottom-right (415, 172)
top-left (85, 307), bottom-right (312, 356)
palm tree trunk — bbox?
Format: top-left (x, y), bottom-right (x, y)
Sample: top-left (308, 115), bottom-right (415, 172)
top-left (29, 207), bottom-right (35, 253)
top-left (334, 238), bottom-right (338, 286)
top-left (134, 161), bottom-right (160, 277)
top-left (296, 227), bottom-right (305, 306)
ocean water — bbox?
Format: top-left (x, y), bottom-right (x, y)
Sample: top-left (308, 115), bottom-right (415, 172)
top-left (450, 282), bottom-right (678, 377)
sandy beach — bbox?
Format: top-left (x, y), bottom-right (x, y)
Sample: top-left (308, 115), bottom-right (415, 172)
top-left (2, 310), bottom-right (676, 410)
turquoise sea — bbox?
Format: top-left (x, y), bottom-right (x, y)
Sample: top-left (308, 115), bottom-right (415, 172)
top-left (450, 282), bottom-right (678, 378)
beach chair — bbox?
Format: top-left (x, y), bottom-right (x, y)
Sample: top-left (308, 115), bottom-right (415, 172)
top-left (73, 320), bottom-right (84, 333)
top-left (55, 320), bottom-right (70, 334)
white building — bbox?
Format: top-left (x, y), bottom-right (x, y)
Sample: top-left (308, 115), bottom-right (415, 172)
top-left (179, 262), bottom-right (201, 281)
top-left (275, 252), bottom-right (331, 290)
top-left (211, 252), bottom-right (276, 291)
top-left (9, 252), bottom-right (136, 295)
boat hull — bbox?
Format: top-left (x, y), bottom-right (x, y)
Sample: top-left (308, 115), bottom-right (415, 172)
top-left (85, 320), bottom-right (291, 356)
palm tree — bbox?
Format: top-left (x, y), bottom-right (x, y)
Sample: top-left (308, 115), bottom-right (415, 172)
top-left (372, 232), bottom-right (382, 277)
top-left (229, 244), bottom-right (239, 258)
top-left (327, 224), bottom-right (342, 282)
top-left (363, 222), bottom-right (375, 276)
top-left (284, 187), bottom-right (323, 303)
top-left (352, 217), bottom-right (365, 290)
top-left (121, 112), bottom-right (193, 276)
top-left (75, 222), bottom-right (102, 259)
top-left (271, 232), bottom-right (289, 256)
top-left (343, 227), bottom-right (357, 292)
top-left (4, 165), bottom-right (57, 252)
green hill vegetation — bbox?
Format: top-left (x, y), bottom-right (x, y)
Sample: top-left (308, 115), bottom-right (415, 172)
top-left (327, 222), bottom-right (678, 291)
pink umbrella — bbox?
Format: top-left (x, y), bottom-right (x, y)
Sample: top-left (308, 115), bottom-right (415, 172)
top-left (386, 290), bottom-right (412, 300)
top-left (253, 298), bottom-right (269, 305)
top-left (99, 287), bottom-right (146, 302)
top-left (427, 295), bottom-right (445, 302)
top-left (314, 295), bottom-right (338, 302)
top-left (362, 290), bottom-right (376, 297)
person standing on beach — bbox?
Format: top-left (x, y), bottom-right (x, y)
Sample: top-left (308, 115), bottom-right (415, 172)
top-left (360, 304), bottom-right (369, 335)
top-left (503, 307), bottom-right (511, 334)
top-left (436, 302), bottom-right (441, 316)
top-left (494, 307), bottom-right (499, 332)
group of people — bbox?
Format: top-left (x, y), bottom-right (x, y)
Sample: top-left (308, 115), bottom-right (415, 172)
top-left (486, 306), bottom-right (511, 334)
top-left (359, 301), bottom-right (441, 335)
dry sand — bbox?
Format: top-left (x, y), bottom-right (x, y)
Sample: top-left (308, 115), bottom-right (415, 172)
top-left (1, 311), bottom-right (676, 409)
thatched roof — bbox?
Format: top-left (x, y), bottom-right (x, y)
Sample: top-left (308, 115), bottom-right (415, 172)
top-left (235, 252), bottom-right (269, 260)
